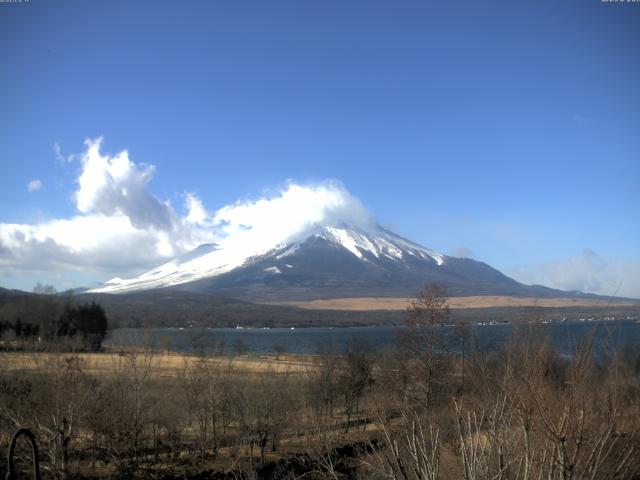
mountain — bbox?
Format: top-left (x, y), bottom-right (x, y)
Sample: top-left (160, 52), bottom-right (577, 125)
top-left (0, 286), bottom-right (27, 300)
top-left (89, 224), bottom-right (583, 301)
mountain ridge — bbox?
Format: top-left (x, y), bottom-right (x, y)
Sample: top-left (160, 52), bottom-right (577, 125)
top-left (87, 223), bottom-right (616, 302)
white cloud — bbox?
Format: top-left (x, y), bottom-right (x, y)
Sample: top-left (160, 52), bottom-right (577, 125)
top-left (210, 180), bottom-right (372, 257)
top-left (1, 138), bottom-right (372, 289)
top-left (2, 138), bottom-right (218, 286)
top-left (510, 249), bottom-right (640, 299)
top-left (75, 137), bottom-right (176, 230)
top-left (27, 179), bottom-right (43, 193)
top-left (184, 192), bottom-right (208, 224)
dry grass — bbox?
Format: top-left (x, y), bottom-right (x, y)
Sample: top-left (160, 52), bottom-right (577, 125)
top-left (266, 295), bottom-right (639, 311)
top-left (0, 350), bottom-right (315, 376)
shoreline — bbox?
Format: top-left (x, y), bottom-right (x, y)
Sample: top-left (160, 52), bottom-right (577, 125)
top-left (107, 315), bottom-right (639, 330)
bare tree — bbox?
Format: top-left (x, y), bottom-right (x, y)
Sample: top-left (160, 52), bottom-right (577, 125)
top-left (309, 342), bottom-right (340, 423)
top-left (372, 410), bottom-right (441, 480)
top-left (400, 283), bottom-right (452, 410)
top-left (339, 343), bottom-right (374, 433)
top-left (32, 283), bottom-right (57, 295)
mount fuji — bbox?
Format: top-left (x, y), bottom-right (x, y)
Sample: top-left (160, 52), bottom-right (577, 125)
top-left (89, 223), bottom-right (571, 301)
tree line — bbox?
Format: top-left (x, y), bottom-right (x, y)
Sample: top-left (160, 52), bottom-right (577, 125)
top-left (0, 289), bottom-right (108, 351)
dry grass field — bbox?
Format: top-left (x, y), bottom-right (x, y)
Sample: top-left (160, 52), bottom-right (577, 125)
top-left (268, 295), bottom-right (640, 311)
top-left (0, 350), bottom-right (315, 376)
top-left (2, 330), bottom-right (639, 479)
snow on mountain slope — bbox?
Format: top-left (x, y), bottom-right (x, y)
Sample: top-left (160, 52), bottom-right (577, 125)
top-left (88, 224), bottom-right (445, 293)
top-left (317, 226), bottom-right (444, 264)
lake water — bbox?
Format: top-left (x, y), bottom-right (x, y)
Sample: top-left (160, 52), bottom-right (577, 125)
top-left (105, 319), bottom-right (640, 356)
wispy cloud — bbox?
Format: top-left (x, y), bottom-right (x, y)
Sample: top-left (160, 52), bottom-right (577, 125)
top-left (451, 246), bottom-right (476, 259)
top-left (27, 179), bottom-right (43, 193)
top-left (510, 249), bottom-right (640, 298)
top-left (53, 142), bottom-right (77, 164)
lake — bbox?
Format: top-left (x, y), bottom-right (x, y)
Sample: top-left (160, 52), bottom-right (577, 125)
top-left (105, 319), bottom-right (640, 356)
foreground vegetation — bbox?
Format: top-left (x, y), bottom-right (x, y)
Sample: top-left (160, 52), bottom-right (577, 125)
top-left (1, 286), bottom-right (639, 479)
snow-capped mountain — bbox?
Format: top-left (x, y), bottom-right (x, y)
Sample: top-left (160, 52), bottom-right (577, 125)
top-left (89, 223), bottom-right (565, 300)
top-left (90, 224), bottom-right (442, 293)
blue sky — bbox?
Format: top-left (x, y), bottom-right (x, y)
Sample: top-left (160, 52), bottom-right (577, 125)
top-left (1, 0), bottom-right (639, 296)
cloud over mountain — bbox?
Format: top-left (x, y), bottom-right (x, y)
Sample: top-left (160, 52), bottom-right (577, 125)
top-left (2, 138), bottom-right (636, 298)
top-left (210, 180), bottom-right (373, 258)
top-left (0, 138), bottom-right (371, 289)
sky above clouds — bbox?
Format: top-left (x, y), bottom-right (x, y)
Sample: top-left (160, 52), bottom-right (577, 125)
top-left (0, 0), bottom-right (639, 297)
